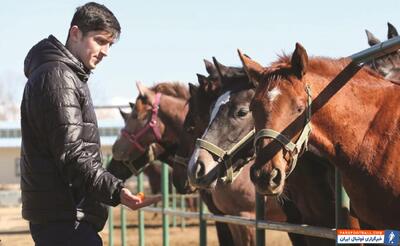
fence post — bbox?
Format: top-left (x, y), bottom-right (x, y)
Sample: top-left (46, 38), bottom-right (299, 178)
top-left (162, 162), bottom-right (170, 246)
top-left (108, 206), bottom-right (114, 246)
top-left (335, 168), bottom-right (350, 229)
top-left (138, 173), bottom-right (145, 246)
top-left (256, 193), bottom-right (266, 246)
top-left (121, 205), bottom-right (127, 246)
top-left (180, 195), bottom-right (186, 229)
top-left (104, 156), bottom-right (114, 246)
top-left (172, 186), bottom-right (177, 227)
top-left (199, 192), bottom-right (207, 246)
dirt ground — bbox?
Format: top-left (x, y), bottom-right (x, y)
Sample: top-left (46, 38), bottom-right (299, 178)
top-left (0, 206), bottom-right (291, 246)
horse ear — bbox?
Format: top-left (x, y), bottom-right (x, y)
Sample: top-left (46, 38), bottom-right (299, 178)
top-left (136, 81), bottom-right (155, 104)
top-left (204, 59), bottom-right (218, 76)
top-left (238, 49), bottom-right (263, 87)
top-left (365, 30), bottom-right (381, 46)
top-left (291, 43), bottom-right (308, 79)
top-left (129, 102), bottom-right (135, 109)
top-left (196, 73), bottom-right (207, 87)
top-left (189, 83), bottom-right (199, 97)
top-left (387, 22), bottom-right (399, 39)
top-left (212, 57), bottom-right (229, 80)
top-left (119, 107), bottom-right (130, 122)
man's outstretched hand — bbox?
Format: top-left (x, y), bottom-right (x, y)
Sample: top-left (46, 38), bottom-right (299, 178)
top-left (120, 188), bottom-right (162, 210)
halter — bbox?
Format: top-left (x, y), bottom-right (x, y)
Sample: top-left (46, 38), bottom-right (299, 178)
top-left (195, 128), bottom-right (256, 183)
top-left (121, 93), bottom-right (162, 154)
top-left (173, 154), bottom-right (190, 167)
top-left (254, 84), bottom-right (312, 178)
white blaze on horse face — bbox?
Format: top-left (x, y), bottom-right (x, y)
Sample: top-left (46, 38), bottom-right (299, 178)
top-left (267, 87), bottom-right (281, 102)
top-left (203, 91), bottom-right (231, 137)
top-left (188, 91), bottom-right (231, 176)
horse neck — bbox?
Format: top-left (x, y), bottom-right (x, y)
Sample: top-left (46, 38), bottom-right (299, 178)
top-left (158, 94), bottom-right (189, 141)
top-left (307, 69), bottom-right (400, 170)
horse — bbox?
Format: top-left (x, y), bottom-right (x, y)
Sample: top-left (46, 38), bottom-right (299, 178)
top-left (111, 81), bottom-right (235, 246)
top-left (239, 43), bottom-right (400, 229)
top-left (179, 59), bottom-right (321, 246)
top-left (365, 22), bottom-right (400, 82)
top-left (186, 58), bottom-right (340, 245)
top-left (172, 59), bottom-right (223, 194)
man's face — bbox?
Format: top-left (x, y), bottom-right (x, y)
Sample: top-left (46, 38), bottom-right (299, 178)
top-left (74, 29), bottom-right (115, 70)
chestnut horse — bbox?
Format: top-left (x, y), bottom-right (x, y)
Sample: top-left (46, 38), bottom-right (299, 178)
top-left (239, 43), bottom-right (400, 229)
top-left (187, 58), bottom-right (339, 245)
top-left (111, 81), bottom-right (234, 246)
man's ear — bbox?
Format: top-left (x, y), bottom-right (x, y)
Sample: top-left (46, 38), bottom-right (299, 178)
top-left (68, 25), bottom-right (82, 43)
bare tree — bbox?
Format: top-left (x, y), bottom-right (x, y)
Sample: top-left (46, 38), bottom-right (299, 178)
top-left (0, 71), bottom-right (24, 121)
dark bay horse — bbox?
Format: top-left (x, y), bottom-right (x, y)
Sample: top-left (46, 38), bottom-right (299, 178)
top-left (365, 22), bottom-right (400, 82)
top-left (111, 81), bottom-right (235, 246)
top-left (240, 43), bottom-right (400, 229)
top-left (187, 59), bottom-right (340, 245)
top-left (178, 60), bottom-right (313, 246)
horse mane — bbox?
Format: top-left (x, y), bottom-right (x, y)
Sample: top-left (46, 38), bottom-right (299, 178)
top-left (150, 82), bottom-right (189, 99)
top-left (269, 53), bottom-right (384, 82)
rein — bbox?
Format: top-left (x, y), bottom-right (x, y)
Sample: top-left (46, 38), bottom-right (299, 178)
top-left (254, 85), bottom-right (312, 178)
top-left (120, 93), bottom-right (162, 153)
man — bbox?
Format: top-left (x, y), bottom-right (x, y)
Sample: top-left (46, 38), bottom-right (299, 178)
top-left (21, 2), bottom-right (160, 245)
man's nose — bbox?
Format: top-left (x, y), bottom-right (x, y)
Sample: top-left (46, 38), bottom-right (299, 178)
top-left (100, 44), bottom-right (109, 56)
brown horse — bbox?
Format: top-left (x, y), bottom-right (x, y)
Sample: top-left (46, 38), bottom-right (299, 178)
top-left (187, 58), bottom-right (340, 245)
top-left (365, 22), bottom-right (400, 82)
top-left (179, 60), bottom-right (308, 246)
top-left (111, 81), bottom-right (235, 246)
top-left (239, 43), bottom-right (400, 229)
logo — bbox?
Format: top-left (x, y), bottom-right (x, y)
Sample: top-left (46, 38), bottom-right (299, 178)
top-left (384, 230), bottom-right (399, 245)
top-left (337, 230), bottom-right (400, 245)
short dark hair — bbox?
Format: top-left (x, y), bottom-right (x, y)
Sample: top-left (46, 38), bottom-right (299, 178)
top-left (69, 2), bottom-right (121, 40)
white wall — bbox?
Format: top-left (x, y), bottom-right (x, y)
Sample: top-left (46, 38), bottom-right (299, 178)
top-left (0, 145), bottom-right (114, 185)
top-left (0, 148), bottom-right (20, 184)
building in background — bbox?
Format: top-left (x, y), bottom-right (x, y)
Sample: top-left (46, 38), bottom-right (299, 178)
top-left (0, 119), bottom-right (124, 185)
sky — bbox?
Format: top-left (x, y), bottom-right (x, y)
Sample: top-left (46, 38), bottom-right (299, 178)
top-left (1, 0), bottom-right (399, 107)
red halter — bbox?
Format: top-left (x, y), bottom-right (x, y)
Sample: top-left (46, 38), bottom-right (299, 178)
top-left (121, 93), bottom-right (162, 153)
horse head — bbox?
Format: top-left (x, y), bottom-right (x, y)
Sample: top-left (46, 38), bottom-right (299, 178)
top-left (172, 59), bottom-right (222, 193)
top-left (112, 81), bottom-right (189, 162)
top-left (187, 58), bottom-right (254, 189)
top-left (239, 43), bottom-right (312, 196)
top-left (109, 103), bottom-right (169, 177)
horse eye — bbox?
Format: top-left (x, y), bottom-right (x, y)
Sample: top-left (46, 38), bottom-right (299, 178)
top-left (297, 106), bottom-right (304, 113)
top-left (237, 109), bottom-right (249, 117)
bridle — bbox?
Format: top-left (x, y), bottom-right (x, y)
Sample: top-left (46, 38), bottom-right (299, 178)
top-left (173, 154), bottom-right (189, 167)
top-left (254, 84), bottom-right (312, 178)
top-left (120, 93), bottom-right (162, 154)
top-left (195, 128), bottom-right (256, 183)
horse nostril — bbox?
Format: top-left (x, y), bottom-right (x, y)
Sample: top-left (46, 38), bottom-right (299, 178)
top-left (196, 160), bottom-right (206, 178)
top-left (269, 168), bottom-right (282, 188)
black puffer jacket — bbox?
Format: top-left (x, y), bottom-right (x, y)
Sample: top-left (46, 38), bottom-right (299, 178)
top-left (21, 35), bottom-right (123, 231)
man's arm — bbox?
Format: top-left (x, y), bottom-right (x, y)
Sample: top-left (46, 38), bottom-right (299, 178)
top-left (37, 70), bottom-right (123, 206)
